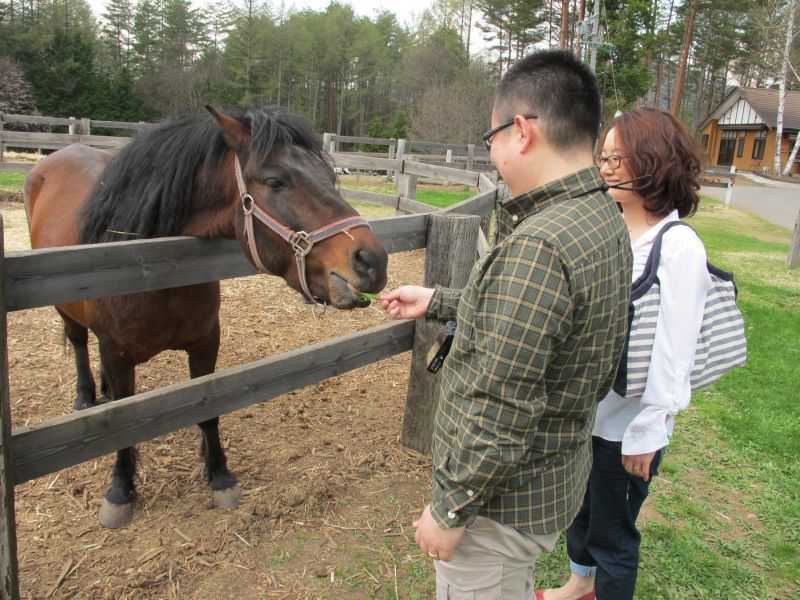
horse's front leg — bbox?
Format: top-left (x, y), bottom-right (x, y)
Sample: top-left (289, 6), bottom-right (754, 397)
top-left (189, 320), bottom-right (242, 510)
top-left (96, 341), bottom-right (137, 529)
top-left (58, 310), bottom-right (97, 410)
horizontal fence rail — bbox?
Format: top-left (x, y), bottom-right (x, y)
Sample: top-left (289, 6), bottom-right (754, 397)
top-left (11, 320), bottom-right (415, 484)
top-left (0, 114), bottom-right (150, 131)
top-left (3, 215), bottom-right (429, 311)
top-left (0, 131), bottom-right (129, 150)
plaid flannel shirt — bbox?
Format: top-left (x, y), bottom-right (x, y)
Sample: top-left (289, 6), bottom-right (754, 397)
top-left (425, 167), bottom-right (632, 535)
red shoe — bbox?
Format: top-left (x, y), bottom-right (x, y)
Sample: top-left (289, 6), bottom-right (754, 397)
top-left (534, 590), bottom-right (595, 600)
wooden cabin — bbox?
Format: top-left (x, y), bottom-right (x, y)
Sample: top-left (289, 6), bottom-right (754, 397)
top-left (698, 87), bottom-right (800, 175)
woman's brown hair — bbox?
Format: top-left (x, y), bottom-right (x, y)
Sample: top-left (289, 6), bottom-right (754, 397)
top-left (599, 107), bottom-right (704, 218)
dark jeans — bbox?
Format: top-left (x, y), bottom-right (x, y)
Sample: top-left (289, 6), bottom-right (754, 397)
top-left (566, 436), bottom-right (663, 600)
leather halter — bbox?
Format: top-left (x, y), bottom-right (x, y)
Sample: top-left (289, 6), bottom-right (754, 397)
top-left (234, 155), bottom-right (371, 306)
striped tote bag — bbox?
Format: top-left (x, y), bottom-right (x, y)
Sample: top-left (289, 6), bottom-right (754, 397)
top-left (612, 221), bottom-right (747, 399)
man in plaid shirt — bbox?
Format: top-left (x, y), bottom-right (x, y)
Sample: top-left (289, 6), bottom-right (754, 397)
top-left (381, 49), bottom-right (632, 598)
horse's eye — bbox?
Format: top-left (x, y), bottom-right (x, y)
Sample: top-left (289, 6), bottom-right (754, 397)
top-left (265, 178), bottom-right (285, 191)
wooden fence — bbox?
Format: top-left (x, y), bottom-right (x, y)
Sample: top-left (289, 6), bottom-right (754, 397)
top-left (0, 150), bottom-right (500, 599)
top-left (0, 114), bottom-right (150, 169)
top-left (323, 133), bottom-right (493, 173)
top-left (0, 114), bottom-right (495, 176)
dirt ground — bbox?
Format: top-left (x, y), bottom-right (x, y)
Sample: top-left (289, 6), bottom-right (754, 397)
top-left (2, 198), bottom-right (436, 599)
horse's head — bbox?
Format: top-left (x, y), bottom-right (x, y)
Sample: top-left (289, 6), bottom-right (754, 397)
top-left (208, 106), bottom-right (388, 310)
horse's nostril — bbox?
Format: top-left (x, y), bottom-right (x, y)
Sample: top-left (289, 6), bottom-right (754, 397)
top-left (353, 247), bottom-right (388, 282)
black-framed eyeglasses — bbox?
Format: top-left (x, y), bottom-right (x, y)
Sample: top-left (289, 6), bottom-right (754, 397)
top-left (481, 114), bottom-right (538, 151)
top-left (595, 155), bottom-right (628, 170)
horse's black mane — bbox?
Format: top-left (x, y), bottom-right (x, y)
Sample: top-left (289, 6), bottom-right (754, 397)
top-left (79, 106), bottom-right (324, 243)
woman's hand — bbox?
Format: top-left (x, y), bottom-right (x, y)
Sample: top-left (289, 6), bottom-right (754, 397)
top-left (379, 285), bottom-right (435, 320)
top-left (621, 451), bottom-right (658, 481)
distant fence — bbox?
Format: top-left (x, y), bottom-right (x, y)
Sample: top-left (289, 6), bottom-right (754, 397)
top-left (0, 145), bottom-right (502, 598)
top-left (323, 133), bottom-right (494, 173)
top-left (0, 113), bottom-right (150, 172)
top-left (0, 113), bottom-right (495, 176)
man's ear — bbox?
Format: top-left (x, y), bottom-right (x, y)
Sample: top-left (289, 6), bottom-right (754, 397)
top-left (206, 106), bottom-right (251, 152)
top-left (516, 114), bottom-right (536, 154)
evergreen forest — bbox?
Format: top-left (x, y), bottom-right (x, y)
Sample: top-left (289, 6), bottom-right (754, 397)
top-left (0, 0), bottom-right (798, 142)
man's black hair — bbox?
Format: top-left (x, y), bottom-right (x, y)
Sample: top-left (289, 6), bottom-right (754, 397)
top-left (494, 49), bottom-right (601, 151)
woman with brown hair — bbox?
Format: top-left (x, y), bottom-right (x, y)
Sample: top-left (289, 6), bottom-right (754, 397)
top-left (537, 108), bottom-right (712, 600)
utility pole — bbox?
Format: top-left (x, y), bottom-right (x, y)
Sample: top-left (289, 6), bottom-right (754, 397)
top-left (582, 0), bottom-right (602, 71)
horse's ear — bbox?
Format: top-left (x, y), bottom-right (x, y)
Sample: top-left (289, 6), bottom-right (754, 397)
top-left (206, 106), bottom-right (251, 152)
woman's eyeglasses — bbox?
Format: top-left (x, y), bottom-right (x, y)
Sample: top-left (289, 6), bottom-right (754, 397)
top-left (481, 114), bottom-right (538, 151)
top-left (595, 155), bottom-right (628, 170)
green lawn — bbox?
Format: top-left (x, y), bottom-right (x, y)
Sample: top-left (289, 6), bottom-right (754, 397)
top-left (0, 172), bottom-right (27, 192)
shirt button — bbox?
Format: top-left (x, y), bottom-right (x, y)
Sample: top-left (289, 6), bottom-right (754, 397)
top-left (447, 511), bottom-right (456, 520)
top-left (511, 215), bottom-right (519, 222)
top-left (466, 490), bottom-right (474, 497)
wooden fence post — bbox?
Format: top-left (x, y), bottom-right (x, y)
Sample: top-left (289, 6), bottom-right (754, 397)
top-left (0, 116), bottom-right (4, 163)
top-left (400, 213), bottom-right (481, 454)
top-left (394, 138), bottom-right (406, 183)
top-left (0, 217), bottom-right (20, 600)
top-left (80, 118), bottom-right (91, 136)
top-left (788, 209), bottom-right (800, 268)
top-left (466, 144), bottom-right (475, 172)
top-left (68, 117), bottom-right (77, 135)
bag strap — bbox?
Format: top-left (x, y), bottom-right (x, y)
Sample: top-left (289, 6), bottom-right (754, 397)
top-left (630, 220), bottom-right (690, 301)
top-left (633, 219), bottom-right (738, 299)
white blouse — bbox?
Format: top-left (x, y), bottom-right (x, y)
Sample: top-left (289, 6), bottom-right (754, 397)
top-left (593, 210), bottom-right (712, 455)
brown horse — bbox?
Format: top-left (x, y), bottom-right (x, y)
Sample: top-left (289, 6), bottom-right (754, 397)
top-left (23, 106), bottom-right (388, 528)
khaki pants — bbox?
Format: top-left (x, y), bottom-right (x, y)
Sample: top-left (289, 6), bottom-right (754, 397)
top-left (435, 516), bottom-right (559, 600)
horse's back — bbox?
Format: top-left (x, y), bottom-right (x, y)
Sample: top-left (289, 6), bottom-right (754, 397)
top-left (24, 144), bottom-right (111, 249)
top-left (24, 144), bottom-right (111, 327)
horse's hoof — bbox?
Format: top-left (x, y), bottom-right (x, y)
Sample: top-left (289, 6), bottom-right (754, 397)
top-left (98, 498), bottom-right (133, 528)
top-left (73, 398), bottom-right (96, 410)
top-left (213, 484), bottom-right (242, 510)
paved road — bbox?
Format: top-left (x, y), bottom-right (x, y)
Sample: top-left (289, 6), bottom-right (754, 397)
top-left (701, 181), bottom-right (800, 230)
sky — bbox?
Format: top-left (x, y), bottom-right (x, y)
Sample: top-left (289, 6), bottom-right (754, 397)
top-left (86, 0), bottom-right (435, 28)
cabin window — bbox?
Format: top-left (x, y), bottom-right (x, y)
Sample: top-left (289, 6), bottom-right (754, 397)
top-left (752, 130), bottom-right (766, 160)
top-left (736, 135), bottom-right (746, 158)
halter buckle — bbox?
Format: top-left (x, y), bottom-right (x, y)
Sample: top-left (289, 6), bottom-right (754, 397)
top-left (290, 231), bottom-right (313, 257)
top-left (241, 193), bottom-right (255, 215)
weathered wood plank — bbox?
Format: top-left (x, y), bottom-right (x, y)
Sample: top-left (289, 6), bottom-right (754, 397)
top-left (0, 114), bottom-right (72, 127)
top-left (403, 161), bottom-right (480, 187)
top-left (11, 321), bottom-right (415, 484)
top-left (397, 197), bottom-right (435, 214)
top-left (340, 188), bottom-right (396, 206)
top-left (0, 131), bottom-right (128, 147)
top-left (0, 164), bottom-right (33, 173)
top-left (3, 216), bottom-right (429, 311)
top-left (330, 135), bottom-right (397, 147)
top-left (4, 238), bottom-right (255, 311)
top-left (406, 141), bottom-right (473, 152)
top-left (478, 173), bottom-right (496, 193)
top-left (329, 152), bottom-right (399, 171)
top-left (90, 120), bottom-right (148, 130)
top-left (442, 188), bottom-right (497, 217)
top-left (0, 219), bottom-right (21, 599)
top-left (401, 215), bottom-right (480, 454)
